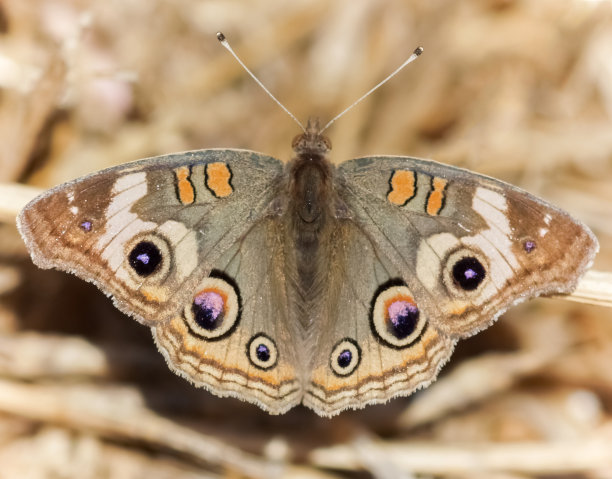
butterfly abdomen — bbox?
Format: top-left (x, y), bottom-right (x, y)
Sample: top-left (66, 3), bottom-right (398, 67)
top-left (287, 153), bottom-right (334, 306)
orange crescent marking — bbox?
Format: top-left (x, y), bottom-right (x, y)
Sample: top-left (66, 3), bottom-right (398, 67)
top-left (175, 166), bottom-right (195, 205)
top-left (383, 294), bottom-right (417, 318)
top-left (206, 162), bottom-right (233, 198)
top-left (387, 170), bottom-right (416, 206)
top-left (446, 300), bottom-right (468, 316)
top-left (194, 287), bottom-right (228, 308)
top-left (426, 177), bottom-right (448, 216)
top-left (141, 286), bottom-right (168, 303)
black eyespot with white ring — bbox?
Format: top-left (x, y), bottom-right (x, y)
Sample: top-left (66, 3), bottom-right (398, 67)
top-left (129, 241), bottom-right (161, 276)
top-left (125, 233), bottom-right (172, 282)
top-left (183, 270), bottom-right (242, 341)
top-left (330, 338), bottom-right (361, 377)
top-left (370, 279), bottom-right (427, 349)
top-left (452, 256), bottom-right (486, 291)
top-left (247, 333), bottom-right (278, 370)
top-left (442, 247), bottom-right (489, 297)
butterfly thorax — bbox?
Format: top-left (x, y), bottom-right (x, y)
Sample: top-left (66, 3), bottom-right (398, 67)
top-left (289, 118), bottom-right (333, 228)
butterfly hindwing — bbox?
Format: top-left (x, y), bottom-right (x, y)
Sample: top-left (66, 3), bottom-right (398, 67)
top-left (303, 219), bottom-right (456, 416)
top-left (153, 217), bottom-right (304, 414)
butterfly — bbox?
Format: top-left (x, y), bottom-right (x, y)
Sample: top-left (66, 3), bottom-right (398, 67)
top-left (16, 36), bottom-right (598, 417)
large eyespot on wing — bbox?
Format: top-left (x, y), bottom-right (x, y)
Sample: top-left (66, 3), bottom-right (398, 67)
top-left (435, 242), bottom-right (489, 295)
top-left (369, 279), bottom-right (428, 349)
top-left (182, 270), bottom-right (242, 340)
top-left (125, 233), bottom-right (173, 283)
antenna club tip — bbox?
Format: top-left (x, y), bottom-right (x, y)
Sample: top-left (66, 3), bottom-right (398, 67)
top-left (414, 46), bottom-right (424, 56)
top-left (216, 32), bottom-right (226, 42)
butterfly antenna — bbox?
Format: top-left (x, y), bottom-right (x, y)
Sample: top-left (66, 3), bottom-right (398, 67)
top-left (320, 46), bottom-right (424, 134)
top-left (217, 32), bottom-right (306, 133)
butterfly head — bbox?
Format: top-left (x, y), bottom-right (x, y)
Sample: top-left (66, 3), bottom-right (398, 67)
top-left (292, 117), bottom-right (332, 157)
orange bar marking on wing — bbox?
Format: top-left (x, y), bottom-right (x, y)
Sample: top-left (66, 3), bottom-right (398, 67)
top-left (175, 166), bottom-right (195, 205)
top-left (387, 170), bottom-right (416, 206)
top-left (206, 162), bottom-right (233, 198)
top-left (426, 177), bottom-right (448, 216)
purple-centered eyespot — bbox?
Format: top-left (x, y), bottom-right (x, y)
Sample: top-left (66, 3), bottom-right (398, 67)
top-left (330, 338), bottom-right (361, 376)
top-left (452, 256), bottom-right (486, 291)
top-left (256, 343), bottom-right (270, 362)
top-left (337, 349), bottom-right (352, 368)
top-left (386, 299), bottom-right (419, 339)
top-left (524, 240), bottom-right (536, 253)
top-left (183, 272), bottom-right (241, 340)
top-left (371, 281), bottom-right (427, 349)
top-left (247, 334), bottom-right (278, 370)
top-left (192, 290), bottom-right (225, 330)
top-left (128, 241), bottom-right (162, 276)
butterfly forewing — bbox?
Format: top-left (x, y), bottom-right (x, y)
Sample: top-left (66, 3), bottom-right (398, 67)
top-left (338, 156), bottom-right (598, 338)
top-left (18, 150), bottom-right (285, 326)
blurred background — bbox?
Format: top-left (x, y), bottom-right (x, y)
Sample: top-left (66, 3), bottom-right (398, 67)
top-left (1, 0), bottom-right (612, 477)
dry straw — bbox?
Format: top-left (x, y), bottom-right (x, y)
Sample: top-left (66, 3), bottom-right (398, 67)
top-left (1, 0), bottom-right (612, 478)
